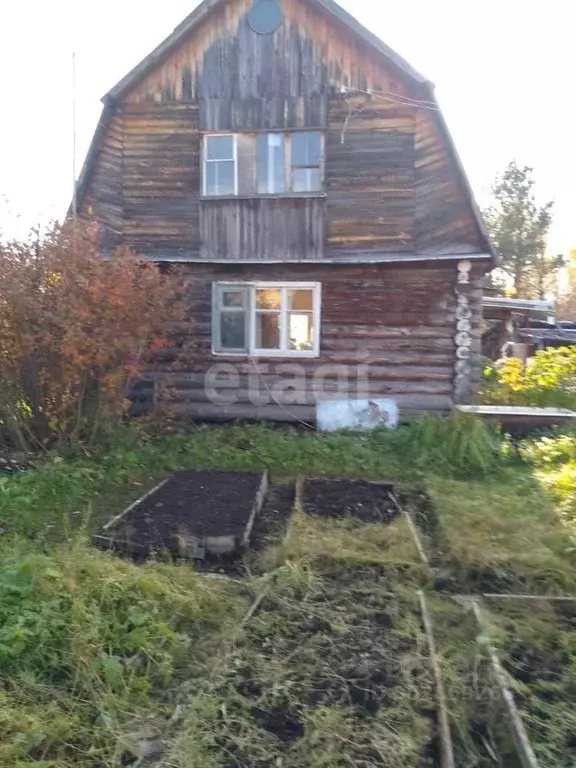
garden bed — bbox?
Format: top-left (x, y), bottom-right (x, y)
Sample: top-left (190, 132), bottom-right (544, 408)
top-left (196, 481), bottom-right (296, 576)
top-left (303, 477), bottom-right (398, 523)
top-left (486, 599), bottom-right (576, 768)
top-left (93, 469), bottom-right (268, 558)
top-left (218, 565), bottom-right (442, 767)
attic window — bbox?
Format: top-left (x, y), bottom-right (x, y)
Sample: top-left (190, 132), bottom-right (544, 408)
top-left (247, 0), bottom-right (284, 35)
top-left (204, 135), bottom-right (237, 196)
top-left (202, 131), bottom-right (324, 197)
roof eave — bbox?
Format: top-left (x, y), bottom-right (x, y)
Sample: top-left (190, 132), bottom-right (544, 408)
top-left (68, 103), bottom-right (114, 219)
top-left (422, 84), bottom-right (497, 266)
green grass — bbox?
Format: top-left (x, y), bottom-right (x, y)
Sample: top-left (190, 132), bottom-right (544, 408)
top-left (0, 419), bottom-right (575, 767)
top-left (0, 413), bottom-right (508, 538)
top-left (0, 537), bottom-right (247, 767)
top-left (427, 471), bottom-right (576, 593)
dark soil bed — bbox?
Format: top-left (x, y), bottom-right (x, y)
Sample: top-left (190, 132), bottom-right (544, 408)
top-left (196, 482), bottom-right (295, 576)
top-left (94, 469), bottom-right (266, 557)
top-left (303, 478), bottom-right (398, 524)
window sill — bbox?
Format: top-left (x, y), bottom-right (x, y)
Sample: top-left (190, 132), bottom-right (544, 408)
top-left (201, 193), bottom-right (327, 202)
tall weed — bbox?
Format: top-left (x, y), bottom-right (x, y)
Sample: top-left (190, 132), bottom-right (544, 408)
top-left (393, 411), bottom-right (504, 478)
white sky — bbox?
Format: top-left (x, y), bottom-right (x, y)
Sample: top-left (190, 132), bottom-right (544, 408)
top-left (1, 0), bottom-right (574, 252)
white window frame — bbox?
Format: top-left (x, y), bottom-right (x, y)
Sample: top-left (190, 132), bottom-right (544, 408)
top-left (212, 281), bottom-right (322, 358)
top-left (289, 131), bottom-right (324, 193)
top-left (202, 131), bottom-right (324, 197)
top-left (203, 134), bottom-right (238, 197)
top-left (258, 132), bottom-right (324, 195)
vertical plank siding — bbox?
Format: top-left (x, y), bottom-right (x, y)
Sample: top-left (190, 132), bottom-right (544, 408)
top-left (200, 197), bottom-right (326, 260)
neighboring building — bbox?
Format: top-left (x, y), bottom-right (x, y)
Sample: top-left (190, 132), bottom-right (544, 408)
top-left (76, 0), bottom-right (494, 423)
top-left (521, 322), bottom-right (576, 351)
top-left (482, 297), bottom-right (554, 361)
top-left (482, 297), bottom-right (576, 360)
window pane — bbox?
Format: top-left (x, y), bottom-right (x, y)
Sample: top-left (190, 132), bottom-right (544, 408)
top-left (206, 160), bottom-right (235, 195)
top-left (289, 313), bottom-right (314, 351)
top-left (256, 313), bottom-right (280, 349)
top-left (257, 133), bottom-right (286, 194)
top-left (206, 135), bottom-right (234, 161)
top-left (256, 288), bottom-right (282, 310)
top-left (292, 131), bottom-right (321, 167)
top-left (287, 289), bottom-right (313, 311)
top-left (222, 290), bottom-right (246, 308)
top-left (220, 311), bottom-right (246, 350)
top-left (292, 168), bottom-right (321, 193)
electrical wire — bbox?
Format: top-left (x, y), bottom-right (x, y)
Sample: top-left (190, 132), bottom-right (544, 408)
top-left (370, 87), bottom-right (437, 107)
top-left (248, 356), bottom-right (318, 430)
top-left (340, 85), bottom-right (440, 111)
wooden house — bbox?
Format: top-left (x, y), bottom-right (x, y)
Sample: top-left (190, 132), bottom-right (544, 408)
top-left (76, 0), bottom-right (495, 423)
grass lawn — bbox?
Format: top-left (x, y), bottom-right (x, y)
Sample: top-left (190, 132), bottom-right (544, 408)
top-left (0, 420), bottom-right (575, 767)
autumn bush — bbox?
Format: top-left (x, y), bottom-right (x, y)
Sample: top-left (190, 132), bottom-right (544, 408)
top-left (0, 222), bottom-right (184, 452)
top-left (481, 346), bottom-right (576, 409)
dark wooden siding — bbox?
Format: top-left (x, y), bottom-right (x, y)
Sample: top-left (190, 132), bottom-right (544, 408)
top-left (200, 96), bottom-right (328, 132)
top-left (414, 109), bottom-right (481, 254)
top-left (326, 95), bottom-right (415, 255)
top-left (125, 0), bottom-right (395, 106)
top-left (121, 103), bottom-right (200, 259)
top-left (78, 0), bottom-right (488, 262)
top-left (80, 113), bottom-right (124, 255)
top-left (200, 197), bottom-right (326, 260)
top-left (142, 262), bottom-right (460, 422)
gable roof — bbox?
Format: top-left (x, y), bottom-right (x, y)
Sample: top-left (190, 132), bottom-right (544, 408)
top-left (105, 0), bottom-right (429, 103)
top-left (74, 0), bottom-right (495, 261)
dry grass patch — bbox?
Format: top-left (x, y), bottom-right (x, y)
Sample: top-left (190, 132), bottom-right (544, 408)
top-left (427, 472), bottom-right (576, 593)
top-left (279, 508), bottom-right (426, 573)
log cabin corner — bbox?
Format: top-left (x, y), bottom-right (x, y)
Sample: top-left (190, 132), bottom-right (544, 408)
top-left (75, 0), bottom-right (495, 424)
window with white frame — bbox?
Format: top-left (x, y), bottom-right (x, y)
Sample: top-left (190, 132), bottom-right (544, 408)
top-left (213, 282), bottom-right (321, 357)
top-left (291, 131), bottom-right (323, 193)
top-left (203, 135), bottom-right (237, 196)
top-left (203, 131), bottom-right (323, 197)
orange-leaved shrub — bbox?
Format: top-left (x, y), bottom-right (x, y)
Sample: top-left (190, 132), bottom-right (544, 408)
top-left (0, 221), bottom-right (185, 451)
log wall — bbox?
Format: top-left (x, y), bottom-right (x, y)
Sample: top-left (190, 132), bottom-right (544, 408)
top-left (140, 261), bottom-right (465, 422)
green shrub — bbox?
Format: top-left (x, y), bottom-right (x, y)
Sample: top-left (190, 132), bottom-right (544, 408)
top-left (520, 432), bottom-right (576, 466)
top-left (520, 429), bottom-right (576, 533)
top-left (481, 346), bottom-right (576, 409)
top-left (0, 539), bottom-right (245, 766)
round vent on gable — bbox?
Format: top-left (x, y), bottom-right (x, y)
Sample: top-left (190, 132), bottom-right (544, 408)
top-left (248, 0), bottom-right (284, 35)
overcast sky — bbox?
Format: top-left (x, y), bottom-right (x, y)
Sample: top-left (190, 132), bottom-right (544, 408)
top-left (1, 0), bottom-right (574, 252)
